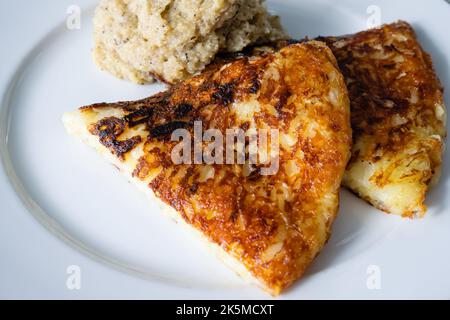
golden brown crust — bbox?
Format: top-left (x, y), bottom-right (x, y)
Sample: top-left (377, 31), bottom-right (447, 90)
top-left (73, 42), bottom-right (351, 294)
top-left (319, 21), bottom-right (445, 141)
top-left (318, 21), bottom-right (446, 217)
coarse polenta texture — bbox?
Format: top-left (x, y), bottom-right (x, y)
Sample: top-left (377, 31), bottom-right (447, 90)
top-left (93, 0), bottom-right (287, 84)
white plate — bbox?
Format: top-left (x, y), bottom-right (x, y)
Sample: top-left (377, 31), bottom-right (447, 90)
top-left (1, 0), bottom-right (449, 299)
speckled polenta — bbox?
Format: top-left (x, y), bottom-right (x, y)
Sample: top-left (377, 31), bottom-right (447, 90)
top-left (93, 0), bottom-right (287, 84)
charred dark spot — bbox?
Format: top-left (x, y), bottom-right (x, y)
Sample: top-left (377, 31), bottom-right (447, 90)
top-left (90, 117), bottom-right (142, 159)
top-left (111, 136), bottom-right (142, 155)
top-left (80, 102), bottom-right (110, 110)
top-left (339, 54), bottom-right (354, 69)
top-left (385, 44), bottom-right (401, 53)
top-left (189, 183), bottom-right (198, 194)
top-left (229, 210), bottom-right (238, 222)
top-left (174, 103), bottom-right (193, 118)
top-left (149, 121), bottom-right (189, 139)
top-left (213, 83), bottom-right (235, 105)
top-left (93, 117), bottom-right (124, 138)
top-left (275, 88), bottom-right (291, 112)
top-left (125, 108), bottom-right (154, 127)
top-left (241, 122), bottom-right (250, 131)
top-left (366, 116), bottom-right (383, 125)
top-left (247, 167), bottom-right (262, 181)
top-left (382, 63), bottom-right (396, 69)
top-left (360, 43), bottom-right (376, 54)
top-left (248, 78), bottom-right (260, 94)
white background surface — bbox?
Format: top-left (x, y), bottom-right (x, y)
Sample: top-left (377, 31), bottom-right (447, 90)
top-left (0, 0), bottom-right (449, 299)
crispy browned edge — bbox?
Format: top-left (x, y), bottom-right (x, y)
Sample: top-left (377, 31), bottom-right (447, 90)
top-left (318, 21), bottom-right (446, 217)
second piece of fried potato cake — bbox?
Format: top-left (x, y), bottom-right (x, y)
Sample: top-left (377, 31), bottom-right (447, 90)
top-left (317, 21), bottom-right (447, 218)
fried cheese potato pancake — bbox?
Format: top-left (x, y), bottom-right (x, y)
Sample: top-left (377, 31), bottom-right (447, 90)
top-left (318, 21), bottom-right (446, 218)
top-left (93, 0), bottom-right (286, 84)
top-left (63, 41), bottom-right (351, 295)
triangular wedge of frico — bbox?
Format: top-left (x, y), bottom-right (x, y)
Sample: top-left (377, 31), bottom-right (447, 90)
top-left (318, 21), bottom-right (447, 218)
top-left (63, 41), bottom-right (351, 295)
top-left (244, 21), bottom-right (446, 218)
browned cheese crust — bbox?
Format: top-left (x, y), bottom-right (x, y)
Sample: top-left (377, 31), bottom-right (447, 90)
top-left (72, 42), bottom-right (351, 294)
top-left (318, 21), bottom-right (446, 217)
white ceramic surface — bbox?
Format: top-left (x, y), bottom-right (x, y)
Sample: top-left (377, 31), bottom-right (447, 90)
top-left (0, 0), bottom-right (449, 299)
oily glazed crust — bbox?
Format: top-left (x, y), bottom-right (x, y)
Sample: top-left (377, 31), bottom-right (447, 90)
top-left (70, 42), bottom-right (351, 294)
top-left (318, 21), bottom-right (446, 217)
